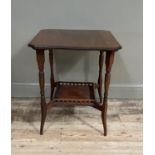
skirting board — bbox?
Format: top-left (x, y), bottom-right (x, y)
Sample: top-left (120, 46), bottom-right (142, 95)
top-left (11, 83), bottom-right (143, 99)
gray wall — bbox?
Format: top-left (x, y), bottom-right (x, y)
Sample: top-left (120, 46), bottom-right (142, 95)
top-left (12, 0), bottom-right (143, 99)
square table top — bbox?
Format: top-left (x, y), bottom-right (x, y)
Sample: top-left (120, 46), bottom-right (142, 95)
top-left (28, 29), bottom-right (122, 51)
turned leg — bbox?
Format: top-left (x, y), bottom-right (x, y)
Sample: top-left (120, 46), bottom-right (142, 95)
top-left (49, 50), bottom-right (55, 100)
top-left (98, 51), bottom-right (104, 104)
top-left (101, 51), bottom-right (115, 136)
top-left (36, 50), bottom-right (47, 135)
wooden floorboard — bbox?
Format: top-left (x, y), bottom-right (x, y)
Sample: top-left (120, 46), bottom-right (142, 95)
top-left (11, 98), bottom-right (143, 155)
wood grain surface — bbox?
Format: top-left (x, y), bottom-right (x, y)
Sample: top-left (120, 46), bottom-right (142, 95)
top-left (12, 98), bottom-right (143, 155)
top-left (28, 29), bottom-right (122, 51)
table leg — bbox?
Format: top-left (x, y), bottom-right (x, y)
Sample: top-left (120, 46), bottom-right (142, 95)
top-left (98, 51), bottom-right (104, 104)
top-left (101, 51), bottom-right (115, 136)
top-left (36, 50), bottom-right (47, 135)
top-left (49, 50), bottom-right (55, 100)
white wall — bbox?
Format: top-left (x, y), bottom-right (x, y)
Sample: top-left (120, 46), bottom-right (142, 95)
top-left (12, 0), bottom-right (143, 99)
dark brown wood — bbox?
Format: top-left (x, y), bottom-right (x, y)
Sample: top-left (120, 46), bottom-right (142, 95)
top-left (49, 50), bottom-right (55, 99)
top-left (47, 100), bottom-right (94, 108)
top-left (28, 29), bottom-right (122, 51)
top-left (29, 29), bottom-right (121, 136)
top-left (54, 81), bottom-right (96, 103)
top-left (101, 51), bottom-right (115, 136)
top-left (36, 50), bottom-right (47, 135)
top-left (98, 51), bottom-right (104, 104)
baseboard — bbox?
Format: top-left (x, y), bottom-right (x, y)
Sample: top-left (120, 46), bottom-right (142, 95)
top-left (11, 83), bottom-right (143, 99)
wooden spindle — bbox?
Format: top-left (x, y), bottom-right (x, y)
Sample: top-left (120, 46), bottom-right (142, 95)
top-left (101, 51), bottom-right (115, 136)
top-left (98, 51), bottom-right (104, 103)
top-left (36, 50), bottom-right (47, 135)
top-left (49, 49), bottom-right (55, 100)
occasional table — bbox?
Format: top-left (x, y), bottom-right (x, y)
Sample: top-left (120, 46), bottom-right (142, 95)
top-left (28, 29), bottom-right (122, 136)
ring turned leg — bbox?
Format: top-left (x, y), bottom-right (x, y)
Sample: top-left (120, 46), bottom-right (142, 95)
top-left (36, 50), bottom-right (47, 135)
top-left (49, 50), bottom-right (55, 100)
top-left (98, 51), bottom-right (104, 104)
top-left (101, 51), bottom-right (115, 136)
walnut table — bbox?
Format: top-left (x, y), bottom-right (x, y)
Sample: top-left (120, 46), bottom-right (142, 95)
top-left (28, 29), bottom-right (122, 136)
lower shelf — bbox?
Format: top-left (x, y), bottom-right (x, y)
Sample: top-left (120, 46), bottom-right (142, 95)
top-left (52, 81), bottom-right (96, 105)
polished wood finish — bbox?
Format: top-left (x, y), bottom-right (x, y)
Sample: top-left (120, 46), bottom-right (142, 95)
top-left (98, 51), bottom-right (104, 104)
top-left (102, 51), bottom-right (115, 136)
top-left (29, 29), bottom-right (121, 136)
top-left (28, 29), bottom-right (122, 51)
top-left (36, 50), bottom-right (47, 135)
top-left (49, 50), bottom-right (55, 100)
top-left (54, 82), bottom-right (95, 103)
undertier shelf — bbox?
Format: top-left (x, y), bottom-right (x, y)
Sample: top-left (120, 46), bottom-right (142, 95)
top-left (51, 81), bottom-right (98, 105)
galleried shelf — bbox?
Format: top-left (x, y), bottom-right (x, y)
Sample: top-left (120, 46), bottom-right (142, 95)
top-left (48, 81), bottom-right (96, 106)
top-left (28, 29), bottom-right (122, 136)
